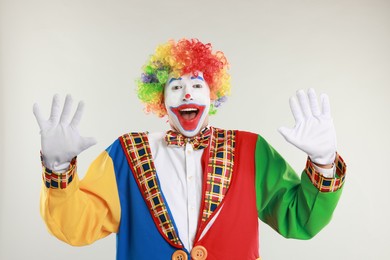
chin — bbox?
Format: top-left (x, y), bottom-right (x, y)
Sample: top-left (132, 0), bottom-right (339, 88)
top-left (171, 121), bottom-right (207, 138)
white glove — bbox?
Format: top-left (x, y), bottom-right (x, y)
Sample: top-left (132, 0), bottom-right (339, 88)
top-left (278, 89), bottom-right (337, 165)
top-left (33, 94), bottom-right (97, 172)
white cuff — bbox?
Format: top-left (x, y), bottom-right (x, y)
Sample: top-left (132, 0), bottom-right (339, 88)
top-left (312, 163), bottom-right (336, 178)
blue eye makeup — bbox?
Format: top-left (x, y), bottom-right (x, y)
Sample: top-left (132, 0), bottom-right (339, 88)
top-left (190, 76), bottom-right (204, 81)
top-left (168, 77), bottom-right (183, 84)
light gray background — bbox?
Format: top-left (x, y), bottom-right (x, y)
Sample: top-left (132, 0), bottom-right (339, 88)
top-left (1, 0), bottom-right (389, 259)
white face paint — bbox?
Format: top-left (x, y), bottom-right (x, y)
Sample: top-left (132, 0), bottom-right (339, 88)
top-left (164, 72), bottom-right (211, 137)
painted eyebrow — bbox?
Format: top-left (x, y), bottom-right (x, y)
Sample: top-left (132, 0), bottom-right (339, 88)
top-left (168, 77), bottom-right (182, 84)
top-left (190, 76), bottom-right (204, 81)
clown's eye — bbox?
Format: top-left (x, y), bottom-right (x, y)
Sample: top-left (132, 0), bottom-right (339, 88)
top-left (172, 85), bottom-right (182, 90)
top-left (193, 84), bottom-right (202, 88)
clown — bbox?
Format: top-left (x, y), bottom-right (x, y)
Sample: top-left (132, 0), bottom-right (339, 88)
top-left (34, 38), bottom-right (346, 260)
top-left (164, 72), bottom-right (211, 136)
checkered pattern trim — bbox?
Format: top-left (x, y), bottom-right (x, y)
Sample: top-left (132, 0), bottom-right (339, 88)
top-left (305, 153), bottom-right (346, 192)
top-left (165, 128), bottom-right (211, 150)
top-left (41, 154), bottom-right (76, 189)
top-left (201, 128), bottom-right (236, 223)
top-left (120, 133), bottom-right (183, 247)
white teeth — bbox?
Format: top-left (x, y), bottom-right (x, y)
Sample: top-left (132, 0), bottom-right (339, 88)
top-left (180, 108), bottom-right (198, 112)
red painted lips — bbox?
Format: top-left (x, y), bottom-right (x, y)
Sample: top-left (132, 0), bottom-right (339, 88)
top-left (170, 104), bottom-right (206, 131)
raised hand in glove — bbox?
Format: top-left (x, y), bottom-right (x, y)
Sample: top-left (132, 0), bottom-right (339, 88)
top-left (33, 95), bottom-right (97, 172)
top-left (278, 89), bottom-right (337, 166)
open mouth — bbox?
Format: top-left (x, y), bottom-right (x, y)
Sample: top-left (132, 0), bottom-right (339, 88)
top-left (179, 107), bottom-right (199, 120)
top-left (170, 104), bottom-right (206, 131)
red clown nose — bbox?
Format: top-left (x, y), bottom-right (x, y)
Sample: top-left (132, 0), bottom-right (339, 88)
top-left (185, 94), bottom-right (191, 99)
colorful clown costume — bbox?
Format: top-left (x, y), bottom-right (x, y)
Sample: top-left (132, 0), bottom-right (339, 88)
top-left (40, 127), bottom-right (346, 260)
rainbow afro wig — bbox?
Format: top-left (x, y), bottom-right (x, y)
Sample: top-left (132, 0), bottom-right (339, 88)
top-left (136, 38), bottom-right (231, 117)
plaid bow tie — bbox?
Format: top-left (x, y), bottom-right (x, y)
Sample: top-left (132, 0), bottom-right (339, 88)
top-left (165, 128), bottom-right (211, 150)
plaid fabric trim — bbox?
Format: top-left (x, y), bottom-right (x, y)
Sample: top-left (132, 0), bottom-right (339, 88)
top-left (41, 154), bottom-right (76, 189)
top-left (305, 153), bottom-right (347, 192)
top-left (201, 128), bottom-right (235, 223)
top-left (120, 133), bottom-right (182, 247)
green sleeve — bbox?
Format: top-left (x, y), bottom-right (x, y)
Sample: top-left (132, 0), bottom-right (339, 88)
top-left (255, 135), bottom-right (344, 239)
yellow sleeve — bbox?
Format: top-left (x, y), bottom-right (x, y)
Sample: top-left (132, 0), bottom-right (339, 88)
top-left (40, 151), bottom-right (121, 246)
